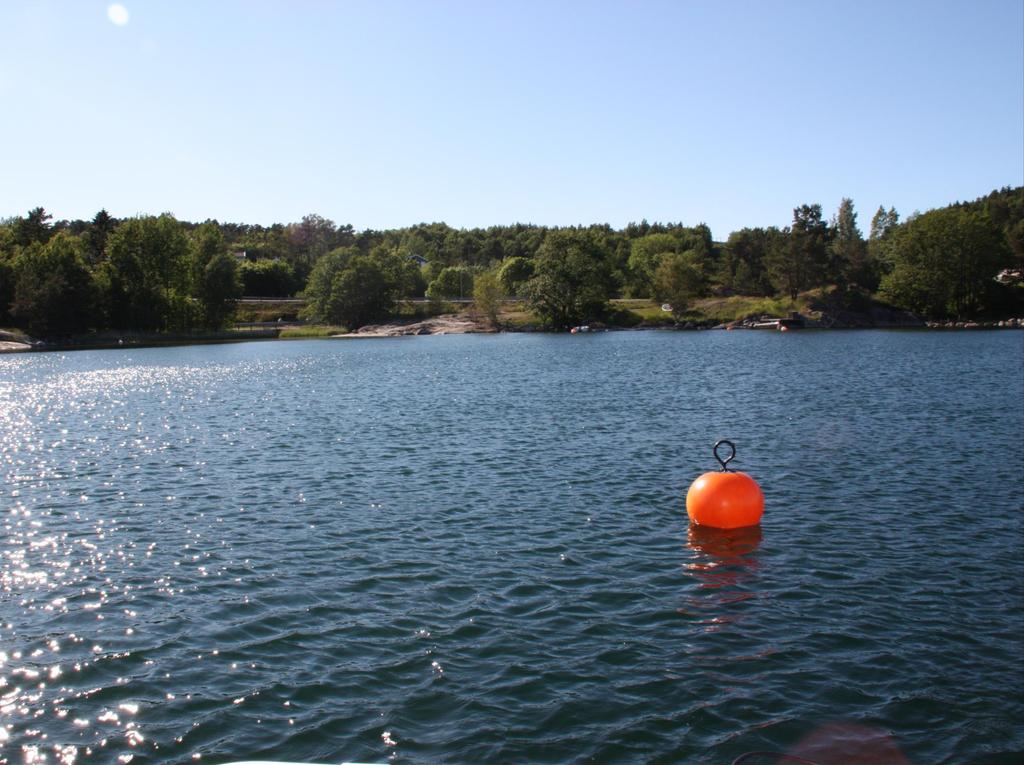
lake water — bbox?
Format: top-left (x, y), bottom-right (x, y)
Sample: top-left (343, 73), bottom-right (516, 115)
top-left (2, 330), bottom-right (1022, 765)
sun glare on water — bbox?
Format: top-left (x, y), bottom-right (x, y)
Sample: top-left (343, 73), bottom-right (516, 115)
top-left (107, 4), bottom-right (130, 26)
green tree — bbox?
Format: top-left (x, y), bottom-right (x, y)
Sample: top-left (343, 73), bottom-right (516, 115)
top-left (718, 228), bottom-right (777, 295)
top-left (189, 225), bottom-right (241, 329)
top-left (679, 223), bottom-right (716, 277)
top-left (10, 233), bottom-right (95, 337)
top-left (830, 198), bottom-right (870, 290)
top-left (100, 215), bottom-right (190, 331)
top-left (426, 266), bottom-right (474, 300)
top-left (234, 224), bottom-right (293, 265)
top-left (627, 233), bottom-right (679, 297)
top-left (325, 256), bottom-right (393, 328)
top-left (869, 205), bottom-right (900, 240)
top-left (0, 221), bottom-right (14, 257)
top-left (422, 259), bottom-right (444, 286)
top-left (84, 209), bottom-right (117, 265)
top-left (302, 247), bottom-right (403, 327)
top-left (288, 213), bottom-right (338, 278)
top-left (867, 205), bottom-right (901, 280)
top-left (652, 252), bottom-right (704, 319)
top-left (766, 204), bottom-right (830, 299)
top-left (878, 206), bottom-right (1011, 318)
top-left (189, 223), bottom-right (225, 288)
top-left (1004, 218), bottom-right (1024, 269)
top-left (0, 226), bottom-right (15, 324)
top-left (442, 229), bottom-right (476, 264)
top-left (12, 207), bottom-right (54, 247)
top-left (197, 253), bottom-right (241, 328)
top-left (372, 246), bottom-right (426, 298)
top-left (497, 256), bottom-right (534, 294)
top-left (301, 247), bottom-right (358, 322)
top-left (473, 270), bottom-right (505, 327)
top-left (238, 259), bottom-right (297, 296)
top-left (0, 260), bottom-right (13, 325)
top-left (523, 229), bottom-right (612, 328)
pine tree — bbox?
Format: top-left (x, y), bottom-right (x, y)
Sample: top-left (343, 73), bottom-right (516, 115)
top-left (84, 209), bottom-right (117, 265)
top-left (869, 206), bottom-right (899, 240)
top-left (830, 198), bottom-right (868, 289)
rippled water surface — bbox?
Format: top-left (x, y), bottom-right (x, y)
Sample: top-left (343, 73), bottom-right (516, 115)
top-left (2, 331), bottom-right (1022, 765)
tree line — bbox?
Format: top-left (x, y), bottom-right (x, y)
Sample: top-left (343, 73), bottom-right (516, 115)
top-left (0, 212), bottom-right (242, 338)
top-left (1, 187), bottom-right (1020, 337)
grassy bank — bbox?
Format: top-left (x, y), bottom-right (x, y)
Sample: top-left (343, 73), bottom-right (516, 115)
top-left (278, 325), bottom-right (347, 338)
top-left (234, 299), bottom-right (304, 323)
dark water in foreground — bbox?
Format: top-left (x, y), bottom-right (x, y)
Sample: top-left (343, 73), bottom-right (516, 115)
top-left (1, 330), bottom-right (1022, 765)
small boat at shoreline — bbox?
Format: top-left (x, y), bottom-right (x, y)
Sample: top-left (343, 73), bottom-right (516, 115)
top-left (749, 314), bottom-right (805, 331)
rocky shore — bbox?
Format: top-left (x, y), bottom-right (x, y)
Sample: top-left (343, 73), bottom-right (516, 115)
top-left (339, 314), bottom-right (498, 337)
top-left (0, 330), bottom-right (34, 353)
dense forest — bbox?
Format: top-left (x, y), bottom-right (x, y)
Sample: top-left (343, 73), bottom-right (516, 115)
top-left (1, 187), bottom-right (1021, 338)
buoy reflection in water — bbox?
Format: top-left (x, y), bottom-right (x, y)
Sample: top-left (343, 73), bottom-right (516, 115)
top-left (687, 523), bottom-right (763, 561)
top-left (681, 525), bottom-right (763, 632)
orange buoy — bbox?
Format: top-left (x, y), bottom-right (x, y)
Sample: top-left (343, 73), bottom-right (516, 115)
top-left (686, 440), bottom-right (764, 529)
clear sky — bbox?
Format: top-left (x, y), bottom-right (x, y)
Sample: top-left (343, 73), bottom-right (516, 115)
top-left (1, 0), bottom-right (1021, 239)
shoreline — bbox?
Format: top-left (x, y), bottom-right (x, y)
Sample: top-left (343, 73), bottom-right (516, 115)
top-left (3, 316), bottom-right (1023, 355)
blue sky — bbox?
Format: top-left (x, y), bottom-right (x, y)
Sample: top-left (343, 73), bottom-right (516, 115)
top-left (1, 1), bottom-right (1021, 238)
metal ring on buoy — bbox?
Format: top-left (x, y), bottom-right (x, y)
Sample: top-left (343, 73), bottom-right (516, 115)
top-left (713, 439), bottom-right (736, 471)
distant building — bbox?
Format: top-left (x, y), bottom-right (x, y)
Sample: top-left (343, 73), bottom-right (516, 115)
top-left (408, 254), bottom-right (428, 267)
top-left (232, 250), bottom-right (248, 261)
